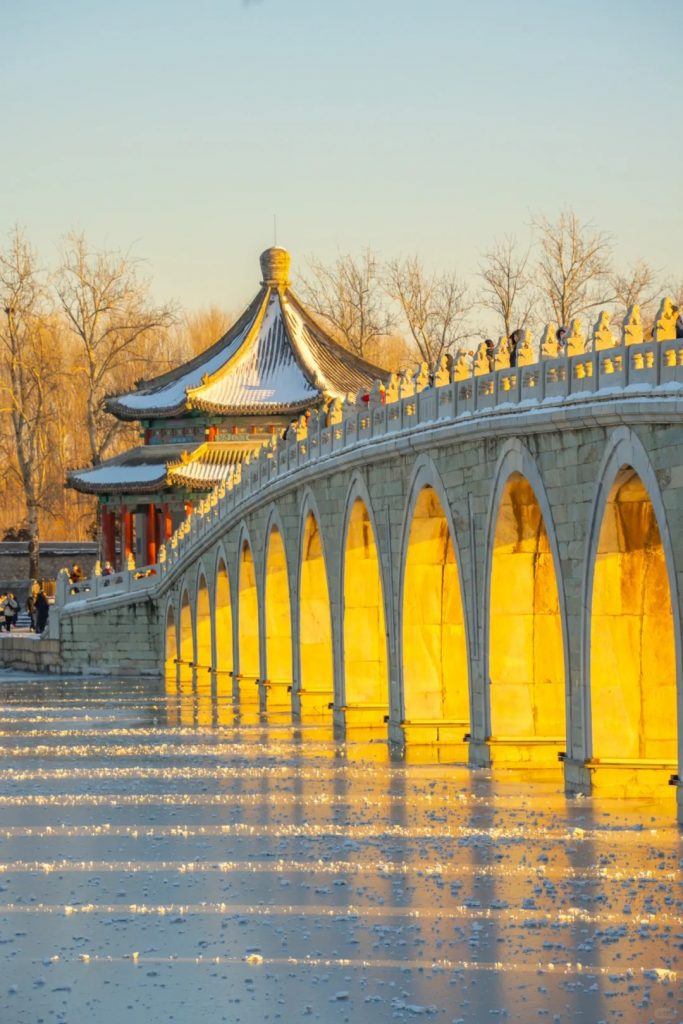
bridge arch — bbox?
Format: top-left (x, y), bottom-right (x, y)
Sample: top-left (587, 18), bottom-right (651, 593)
top-left (297, 491), bottom-right (334, 716)
top-left (236, 526), bottom-right (261, 706)
top-left (483, 441), bottom-right (568, 762)
top-left (178, 584), bottom-right (194, 719)
top-left (340, 476), bottom-right (390, 726)
top-left (399, 457), bottom-right (471, 747)
top-left (262, 507), bottom-right (294, 710)
top-left (164, 599), bottom-right (178, 689)
top-left (583, 429), bottom-right (681, 784)
top-left (194, 563), bottom-right (212, 677)
top-left (213, 546), bottom-right (234, 701)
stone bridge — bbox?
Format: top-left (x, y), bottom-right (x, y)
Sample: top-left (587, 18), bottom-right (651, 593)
top-left (54, 327), bottom-right (683, 818)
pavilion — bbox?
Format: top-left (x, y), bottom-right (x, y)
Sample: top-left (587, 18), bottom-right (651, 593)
top-left (68, 246), bottom-right (390, 568)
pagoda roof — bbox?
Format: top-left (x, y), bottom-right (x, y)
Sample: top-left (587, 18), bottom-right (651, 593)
top-left (106, 247), bottom-right (390, 421)
top-left (67, 444), bottom-right (194, 495)
top-left (67, 440), bottom-right (266, 497)
top-left (167, 441), bottom-right (261, 491)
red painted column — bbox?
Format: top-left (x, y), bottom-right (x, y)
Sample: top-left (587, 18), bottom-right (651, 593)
top-left (123, 509), bottom-right (134, 564)
top-left (146, 503), bottom-right (157, 565)
top-left (102, 508), bottom-right (116, 566)
top-left (163, 504), bottom-right (173, 541)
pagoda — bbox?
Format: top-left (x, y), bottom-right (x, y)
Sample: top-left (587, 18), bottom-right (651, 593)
top-left (68, 246), bottom-right (391, 568)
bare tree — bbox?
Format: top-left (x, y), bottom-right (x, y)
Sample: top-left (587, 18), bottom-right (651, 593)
top-left (610, 260), bottom-right (660, 323)
top-left (55, 234), bottom-right (175, 465)
top-left (534, 210), bottom-right (614, 326)
top-left (384, 256), bottom-right (471, 372)
top-left (478, 236), bottom-right (535, 338)
top-left (0, 230), bottom-right (62, 577)
top-left (299, 250), bottom-right (394, 359)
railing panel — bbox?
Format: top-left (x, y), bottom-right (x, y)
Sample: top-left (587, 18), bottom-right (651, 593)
top-left (496, 369), bottom-right (519, 405)
top-left (597, 348), bottom-right (626, 390)
top-left (570, 353), bottom-right (597, 394)
top-left (543, 359), bottom-right (570, 400)
top-left (520, 365), bottom-right (544, 402)
top-left (627, 342), bottom-right (658, 387)
top-left (659, 340), bottom-right (683, 385)
top-left (474, 374), bottom-right (496, 411)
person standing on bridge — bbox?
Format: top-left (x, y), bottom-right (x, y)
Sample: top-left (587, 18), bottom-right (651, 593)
top-left (34, 588), bottom-right (49, 634)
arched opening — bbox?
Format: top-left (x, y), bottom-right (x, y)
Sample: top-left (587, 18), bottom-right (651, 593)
top-left (264, 526), bottom-right (293, 712)
top-left (164, 604), bottom-right (179, 726)
top-left (237, 540), bottom-right (260, 706)
top-left (343, 498), bottom-right (389, 726)
top-left (195, 572), bottom-right (212, 689)
top-left (298, 511), bottom-right (334, 716)
top-left (214, 558), bottom-right (233, 706)
top-left (179, 588), bottom-right (194, 725)
top-left (488, 473), bottom-right (565, 763)
top-left (590, 467), bottom-right (677, 791)
top-left (402, 486), bottom-right (469, 749)
top-left (164, 605), bottom-right (178, 692)
top-left (195, 573), bottom-right (212, 725)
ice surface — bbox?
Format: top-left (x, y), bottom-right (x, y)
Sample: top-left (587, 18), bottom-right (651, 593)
top-left (0, 676), bottom-right (680, 1024)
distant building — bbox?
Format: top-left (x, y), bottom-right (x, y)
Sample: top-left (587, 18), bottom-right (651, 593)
top-left (68, 246), bottom-right (390, 568)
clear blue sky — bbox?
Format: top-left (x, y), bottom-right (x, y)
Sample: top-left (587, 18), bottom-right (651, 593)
top-left (2, 0), bottom-right (682, 312)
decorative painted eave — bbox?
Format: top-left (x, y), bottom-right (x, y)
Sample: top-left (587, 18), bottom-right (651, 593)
top-left (67, 444), bottom-right (202, 496)
top-left (167, 441), bottom-right (263, 491)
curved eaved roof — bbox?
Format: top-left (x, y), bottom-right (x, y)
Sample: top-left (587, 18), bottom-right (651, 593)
top-left (106, 247), bottom-right (390, 421)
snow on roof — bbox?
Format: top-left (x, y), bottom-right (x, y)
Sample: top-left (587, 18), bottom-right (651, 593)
top-left (67, 444), bottom-right (199, 495)
top-left (106, 248), bottom-right (391, 422)
top-left (110, 316), bottom-right (254, 417)
top-left (188, 292), bottom-right (319, 414)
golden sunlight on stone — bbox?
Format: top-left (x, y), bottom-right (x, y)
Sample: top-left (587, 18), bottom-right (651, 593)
top-left (298, 513), bottom-right (334, 716)
top-left (489, 473), bottom-right (565, 762)
top-left (264, 527), bottom-right (293, 709)
top-left (237, 542), bottom-right (260, 705)
top-left (402, 487), bottom-right (469, 747)
top-left (164, 606), bottom-right (177, 691)
top-left (590, 467), bottom-right (677, 788)
top-left (214, 559), bottom-right (233, 699)
top-left (195, 575), bottom-right (211, 675)
top-left (343, 499), bottom-right (388, 725)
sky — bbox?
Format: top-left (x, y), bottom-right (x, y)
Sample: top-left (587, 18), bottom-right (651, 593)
top-left (2, 0), bottom-right (682, 316)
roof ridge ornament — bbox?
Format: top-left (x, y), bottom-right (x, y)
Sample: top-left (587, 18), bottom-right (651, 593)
top-left (260, 246), bottom-right (291, 288)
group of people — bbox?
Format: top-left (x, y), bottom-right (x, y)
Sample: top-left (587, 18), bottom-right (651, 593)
top-left (0, 585), bottom-right (49, 633)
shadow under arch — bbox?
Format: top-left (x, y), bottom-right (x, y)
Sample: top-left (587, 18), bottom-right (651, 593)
top-left (237, 533), bottom-right (260, 707)
top-left (214, 550), bottom-right (234, 710)
top-left (399, 459), bottom-right (470, 757)
top-left (484, 444), bottom-right (567, 766)
top-left (340, 487), bottom-right (390, 728)
top-left (263, 515), bottom-right (293, 712)
top-left (583, 431), bottom-right (680, 798)
top-left (297, 501), bottom-right (334, 718)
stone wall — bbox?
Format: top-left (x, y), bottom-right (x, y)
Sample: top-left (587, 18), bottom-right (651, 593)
top-left (0, 637), bottom-right (62, 673)
top-left (59, 597), bottom-right (162, 676)
top-left (0, 542), bottom-right (98, 594)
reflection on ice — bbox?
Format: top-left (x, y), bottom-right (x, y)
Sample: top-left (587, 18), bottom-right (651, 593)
top-left (0, 677), bottom-right (680, 1023)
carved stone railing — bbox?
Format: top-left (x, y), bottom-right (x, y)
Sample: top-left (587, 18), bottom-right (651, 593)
top-left (58, 562), bottom-right (160, 607)
top-left (58, 298), bottom-right (683, 611)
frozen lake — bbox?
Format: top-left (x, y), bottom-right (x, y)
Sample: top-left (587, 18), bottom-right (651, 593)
top-left (0, 676), bottom-right (680, 1023)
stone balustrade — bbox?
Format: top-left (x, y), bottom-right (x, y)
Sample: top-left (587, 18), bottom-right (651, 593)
top-left (58, 299), bottom-right (683, 610)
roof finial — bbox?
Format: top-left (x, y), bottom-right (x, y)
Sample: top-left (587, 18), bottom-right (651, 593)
top-left (260, 246), bottom-right (291, 288)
